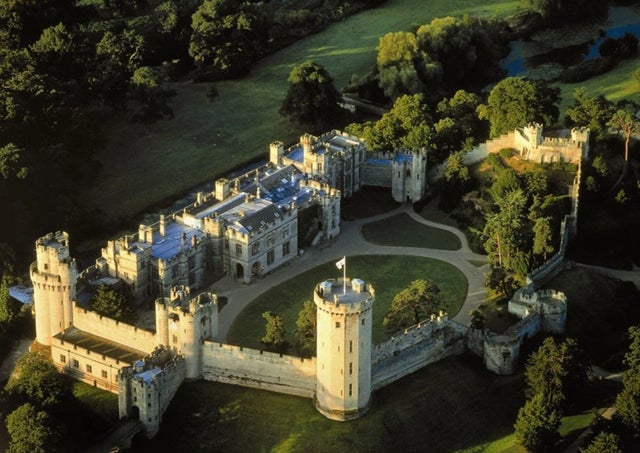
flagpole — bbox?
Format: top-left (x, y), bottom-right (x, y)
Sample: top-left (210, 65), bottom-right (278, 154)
top-left (343, 256), bottom-right (346, 294)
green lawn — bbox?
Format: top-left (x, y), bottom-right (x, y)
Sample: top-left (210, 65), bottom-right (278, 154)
top-left (227, 255), bottom-right (468, 349)
top-left (87, 0), bottom-right (521, 218)
top-left (72, 381), bottom-right (119, 423)
top-left (135, 356), bottom-right (525, 453)
top-left (362, 212), bottom-right (462, 250)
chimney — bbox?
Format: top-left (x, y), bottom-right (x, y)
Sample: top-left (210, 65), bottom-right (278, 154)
top-left (160, 215), bottom-right (166, 237)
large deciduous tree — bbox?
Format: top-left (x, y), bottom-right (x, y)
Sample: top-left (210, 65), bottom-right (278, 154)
top-left (189, 0), bottom-right (262, 76)
top-left (477, 77), bottom-right (560, 138)
top-left (6, 403), bottom-right (59, 453)
top-left (615, 326), bottom-right (640, 435)
top-left (6, 352), bottom-right (71, 408)
top-left (383, 279), bottom-right (442, 333)
top-left (279, 61), bottom-right (341, 129)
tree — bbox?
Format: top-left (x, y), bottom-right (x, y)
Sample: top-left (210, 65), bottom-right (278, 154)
top-left (295, 300), bottom-right (316, 357)
top-left (130, 66), bottom-right (174, 121)
top-left (591, 154), bottom-right (609, 178)
top-left (189, 0), bottom-right (262, 75)
top-left (279, 61), bottom-right (341, 129)
top-left (579, 432), bottom-right (623, 453)
top-left (6, 403), bottom-right (58, 453)
top-left (376, 31), bottom-right (423, 99)
top-left (533, 217), bottom-right (554, 261)
top-left (565, 87), bottom-right (614, 141)
top-left (477, 77), bottom-right (560, 138)
top-left (524, 337), bottom-right (590, 410)
top-left (485, 266), bottom-right (519, 299)
top-left (383, 279), bottom-right (442, 333)
top-left (0, 278), bottom-right (20, 324)
top-left (614, 326), bottom-right (640, 435)
top-left (469, 308), bottom-right (485, 330)
top-left (90, 285), bottom-right (135, 323)
top-left (261, 311), bottom-right (287, 353)
top-left (608, 102), bottom-right (640, 168)
top-left (5, 352), bottom-right (71, 409)
top-left (514, 393), bottom-right (562, 453)
top-left (483, 189), bottom-right (528, 271)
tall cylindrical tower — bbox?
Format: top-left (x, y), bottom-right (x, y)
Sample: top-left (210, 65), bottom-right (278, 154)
top-left (30, 232), bottom-right (77, 346)
top-left (314, 277), bottom-right (374, 421)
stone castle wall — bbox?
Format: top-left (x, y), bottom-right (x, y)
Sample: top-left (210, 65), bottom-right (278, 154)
top-left (371, 315), bottom-right (468, 390)
top-left (362, 159), bottom-right (393, 188)
top-left (201, 341), bottom-right (317, 397)
top-left (72, 303), bottom-right (156, 354)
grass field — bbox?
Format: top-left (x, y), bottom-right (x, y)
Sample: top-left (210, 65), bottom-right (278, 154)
top-left (135, 355), bottom-right (525, 453)
top-left (362, 213), bottom-right (462, 249)
top-left (86, 0), bottom-right (522, 219)
top-left (227, 255), bottom-right (467, 348)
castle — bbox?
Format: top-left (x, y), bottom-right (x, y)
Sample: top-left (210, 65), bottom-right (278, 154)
top-left (28, 128), bottom-right (574, 443)
top-left (92, 130), bottom-right (427, 296)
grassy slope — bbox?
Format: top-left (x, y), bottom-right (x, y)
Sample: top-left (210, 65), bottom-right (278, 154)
top-left (227, 255), bottom-right (467, 348)
top-left (87, 0), bottom-right (521, 218)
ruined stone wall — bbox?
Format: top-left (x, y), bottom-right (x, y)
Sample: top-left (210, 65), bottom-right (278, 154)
top-left (72, 303), bottom-right (156, 354)
top-left (371, 317), bottom-right (468, 390)
top-left (201, 342), bottom-right (317, 397)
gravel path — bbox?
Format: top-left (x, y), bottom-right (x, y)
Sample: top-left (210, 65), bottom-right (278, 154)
top-left (211, 204), bottom-right (489, 341)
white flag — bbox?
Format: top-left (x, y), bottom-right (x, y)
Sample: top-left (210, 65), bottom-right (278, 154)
top-left (335, 256), bottom-right (346, 270)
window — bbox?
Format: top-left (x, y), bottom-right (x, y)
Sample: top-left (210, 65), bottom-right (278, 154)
top-left (267, 249), bottom-right (275, 265)
top-left (59, 355), bottom-right (66, 364)
top-left (282, 225), bottom-right (289, 238)
top-left (361, 318), bottom-right (365, 326)
top-left (188, 256), bottom-right (195, 270)
top-left (101, 370), bottom-right (108, 379)
top-left (86, 364), bottom-right (92, 373)
top-left (282, 241), bottom-right (290, 256)
top-left (235, 244), bottom-right (242, 257)
top-left (267, 233), bottom-right (275, 246)
top-left (172, 334), bottom-right (178, 344)
top-left (335, 321), bottom-right (341, 328)
top-left (72, 359), bottom-right (79, 368)
top-left (349, 384), bottom-right (352, 396)
top-left (349, 341), bottom-right (352, 353)
top-left (251, 242), bottom-right (260, 256)
top-left (349, 362), bottom-right (353, 375)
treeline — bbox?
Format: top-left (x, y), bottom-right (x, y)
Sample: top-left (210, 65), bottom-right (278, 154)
top-left (0, 0), bottom-right (387, 277)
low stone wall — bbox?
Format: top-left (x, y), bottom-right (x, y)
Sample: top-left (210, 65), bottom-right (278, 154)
top-left (201, 342), bottom-right (316, 397)
top-left (72, 303), bottom-right (156, 354)
top-left (371, 317), bottom-right (468, 390)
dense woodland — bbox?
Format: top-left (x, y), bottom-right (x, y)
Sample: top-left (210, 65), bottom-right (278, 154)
top-left (2, 0), bottom-right (640, 450)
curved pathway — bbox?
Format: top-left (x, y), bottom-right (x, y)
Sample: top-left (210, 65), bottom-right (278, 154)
top-left (211, 204), bottom-right (489, 341)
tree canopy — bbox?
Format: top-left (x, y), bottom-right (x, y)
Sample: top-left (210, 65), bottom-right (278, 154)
top-left (261, 311), bottom-right (287, 353)
top-left (383, 279), bottom-right (442, 333)
top-left (90, 285), bottom-right (136, 323)
top-left (477, 77), bottom-right (560, 138)
top-left (565, 87), bottom-right (614, 141)
top-left (279, 61), bottom-right (341, 129)
top-left (295, 300), bottom-right (316, 357)
top-left (6, 402), bottom-right (59, 453)
top-left (6, 351), bottom-right (71, 409)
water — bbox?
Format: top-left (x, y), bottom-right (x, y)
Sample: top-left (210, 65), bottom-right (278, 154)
top-left (503, 13), bottom-right (640, 77)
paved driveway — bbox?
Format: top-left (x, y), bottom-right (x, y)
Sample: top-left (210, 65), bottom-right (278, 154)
top-left (210, 205), bottom-right (488, 341)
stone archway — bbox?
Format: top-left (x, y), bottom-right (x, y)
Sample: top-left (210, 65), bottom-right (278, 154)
top-left (251, 261), bottom-right (260, 279)
top-left (236, 263), bottom-right (244, 280)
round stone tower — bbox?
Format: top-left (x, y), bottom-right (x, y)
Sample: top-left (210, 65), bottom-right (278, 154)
top-left (314, 277), bottom-right (374, 421)
top-left (30, 231), bottom-right (77, 346)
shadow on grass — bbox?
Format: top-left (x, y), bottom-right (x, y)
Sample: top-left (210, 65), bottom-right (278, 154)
top-left (362, 213), bottom-right (462, 250)
top-left (134, 355), bottom-right (525, 453)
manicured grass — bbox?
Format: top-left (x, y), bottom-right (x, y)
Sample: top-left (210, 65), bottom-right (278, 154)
top-left (227, 255), bottom-right (468, 348)
top-left (135, 356), bottom-right (525, 453)
top-left (86, 0), bottom-right (521, 218)
top-left (72, 381), bottom-right (119, 423)
top-left (341, 185), bottom-right (400, 220)
top-left (361, 212), bottom-right (462, 250)
top-left (555, 56), bottom-right (640, 119)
